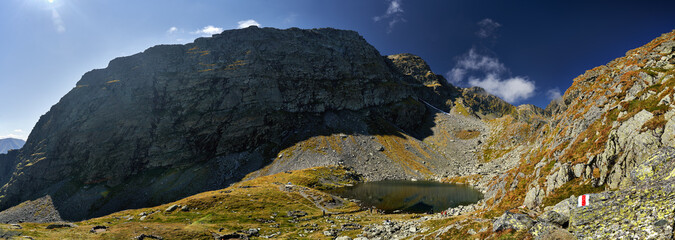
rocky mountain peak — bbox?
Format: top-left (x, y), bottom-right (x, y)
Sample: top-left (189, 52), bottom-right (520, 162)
top-left (386, 53), bottom-right (449, 88)
top-left (0, 27), bottom-right (438, 220)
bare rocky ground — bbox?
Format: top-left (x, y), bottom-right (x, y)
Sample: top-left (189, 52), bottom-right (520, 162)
top-left (0, 195), bottom-right (62, 224)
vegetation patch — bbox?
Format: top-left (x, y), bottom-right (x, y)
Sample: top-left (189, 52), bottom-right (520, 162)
top-left (541, 178), bottom-right (605, 207)
top-left (452, 101), bottom-right (471, 117)
top-left (641, 114), bottom-right (667, 132)
top-left (455, 130), bottom-right (480, 140)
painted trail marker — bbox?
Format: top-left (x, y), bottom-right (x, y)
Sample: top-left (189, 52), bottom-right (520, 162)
top-left (578, 194), bottom-right (590, 207)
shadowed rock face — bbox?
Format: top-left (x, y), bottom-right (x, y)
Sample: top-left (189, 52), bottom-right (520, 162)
top-left (0, 26), bottom-right (519, 221)
top-left (0, 27), bottom-right (434, 220)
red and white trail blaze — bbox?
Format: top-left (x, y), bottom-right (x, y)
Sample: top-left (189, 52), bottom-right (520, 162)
top-left (578, 194), bottom-right (589, 207)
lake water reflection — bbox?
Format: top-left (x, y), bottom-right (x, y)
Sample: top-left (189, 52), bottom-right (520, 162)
top-left (330, 180), bottom-right (483, 213)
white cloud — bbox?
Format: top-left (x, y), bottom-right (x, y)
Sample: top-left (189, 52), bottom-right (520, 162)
top-left (192, 25), bottom-right (224, 36)
top-left (447, 48), bottom-right (535, 103)
top-left (373, 0), bottom-right (405, 33)
top-left (445, 18), bottom-right (535, 103)
top-left (468, 75), bottom-right (535, 103)
top-left (51, 9), bottom-right (65, 33)
top-left (546, 88), bottom-right (563, 100)
top-left (476, 18), bottom-right (500, 39)
top-left (237, 19), bottom-right (260, 29)
top-left (167, 26), bottom-right (178, 34)
top-left (13, 129), bottom-right (23, 133)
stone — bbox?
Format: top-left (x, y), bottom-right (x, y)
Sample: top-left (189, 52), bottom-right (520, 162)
top-left (661, 109), bottom-right (675, 147)
top-left (342, 223), bottom-right (362, 231)
top-left (244, 228), bottom-right (259, 236)
top-left (336, 236), bottom-right (352, 240)
top-left (135, 234), bottom-right (163, 240)
top-left (529, 222), bottom-right (575, 240)
top-left (492, 212), bottom-right (535, 232)
top-left (548, 195), bottom-right (576, 225)
top-left (538, 210), bottom-right (567, 227)
top-left (45, 223), bottom-right (76, 229)
top-left (573, 164), bottom-right (585, 178)
top-left (629, 147), bottom-right (675, 185)
top-left (212, 232), bottom-right (247, 240)
top-left (524, 185), bottom-right (543, 209)
top-left (90, 225), bottom-right (108, 233)
top-left (323, 229), bottom-right (337, 236)
top-left (546, 164), bottom-right (571, 194)
top-left (287, 210), bottom-right (307, 218)
top-left (165, 204), bottom-right (179, 212)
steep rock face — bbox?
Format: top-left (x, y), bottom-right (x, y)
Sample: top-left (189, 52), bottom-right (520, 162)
top-left (0, 27), bottom-right (432, 220)
top-left (0, 150), bottom-right (20, 186)
top-left (478, 30), bottom-right (675, 226)
top-left (387, 53), bottom-right (515, 118)
top-left (538, 29), bottom-right (675, 192)
top-left (245, 52), bottom-right (520, 186)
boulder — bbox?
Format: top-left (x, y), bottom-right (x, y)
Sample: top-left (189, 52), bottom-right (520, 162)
top-left (492, 212), bottom-right (535, 232)
top-left (165, 204), bottom-right (179, 212)
top-left (543, 195), bottom-right (576, 226)
top-left (538, 211), bottom-right (567, 227)
top-left (529, 222), bottom-right (575, 240)
top-left (45, 223), bottom-right (76, 229)
top-left (90, 225), bottom-right (108, 233)
top-left (524, 185), bottom-right (544, 209)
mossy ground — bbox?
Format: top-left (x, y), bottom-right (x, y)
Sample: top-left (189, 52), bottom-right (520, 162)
top-left (2, 166), bottom-right (506, 239)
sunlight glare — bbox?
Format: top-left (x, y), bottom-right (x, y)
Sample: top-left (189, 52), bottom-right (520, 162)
top-left (48, 0), bottom-right (54, 3)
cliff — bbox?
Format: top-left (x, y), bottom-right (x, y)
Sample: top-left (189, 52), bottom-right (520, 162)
top-left (0, 27), bottom-right (515, 220)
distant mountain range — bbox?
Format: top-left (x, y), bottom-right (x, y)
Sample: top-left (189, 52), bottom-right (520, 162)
top-left (0, 138), bottom-right (25, 154)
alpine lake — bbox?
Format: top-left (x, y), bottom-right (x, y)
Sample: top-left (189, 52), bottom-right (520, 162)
top-left (329, 180), bottom-right (483, 214)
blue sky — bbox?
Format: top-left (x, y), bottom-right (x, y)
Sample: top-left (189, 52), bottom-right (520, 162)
top-left (1, 0), bottom-right (674, 140)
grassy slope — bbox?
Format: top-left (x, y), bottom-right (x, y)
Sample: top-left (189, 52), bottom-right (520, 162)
top-left (2, 166), bottom-right (535, 239)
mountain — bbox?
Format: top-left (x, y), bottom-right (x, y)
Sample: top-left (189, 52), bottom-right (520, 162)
top-left (478, 29), bottom-right (675, 238)
top-left (0, 26), bottom-right (516, 221)
top-left (0, 26), bottom-right (672, 239)
top-left (0, 138), bottom-right (24, 154)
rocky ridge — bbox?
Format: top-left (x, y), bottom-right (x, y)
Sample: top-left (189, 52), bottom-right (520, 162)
top-left (0, 26), bottom-right (672, 239)
top-left (0, 27), bottom-right (515, 221)
top-left (471, 29), bottom-right (675, 239)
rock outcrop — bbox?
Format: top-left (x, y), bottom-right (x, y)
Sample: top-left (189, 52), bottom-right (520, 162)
top-left (482, 29), bottom-right (675, 215)
top-left (0, 27), bottom-right (518, 221)
top-left (569, 147), bottom-right (675, 239)
top-left (0, 27), bottom-right (433, 220)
